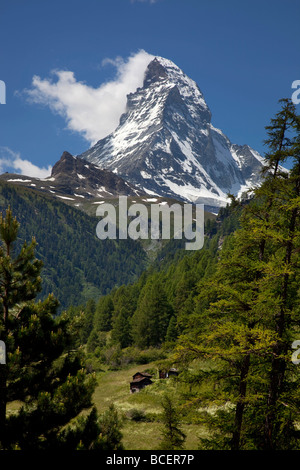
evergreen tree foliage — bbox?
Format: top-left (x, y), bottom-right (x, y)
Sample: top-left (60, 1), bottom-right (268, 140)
top-left (111, 307), bottom-right (132, 348)
top-left (59, 405), bottom-right (124, 450)
top-left (131, 278), bottom-right (173, 348)
top-left (0, 208), bottom-right (97, 450)
top-left (165, 316), bottom-right (178, 343)
top-left (175, 99), bottom-right (300, 450)
top-left (81, 298), bottom-right (96, 344)
top-left (82, 195), bottom-right (241, 351)
top-left (94, 295), bottom-right (114, 332)
top-left (0, 183), bottom-right (147, 310)
top-left (87, 329), bottom-right (102, 354)
top-left (159, 395), bottom-right (186, 450)
top-left (96, 404), bottom-right (124, 450)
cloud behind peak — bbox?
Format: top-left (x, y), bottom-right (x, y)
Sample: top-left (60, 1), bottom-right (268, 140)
top-left (24, 50), bottom-right (154, 146)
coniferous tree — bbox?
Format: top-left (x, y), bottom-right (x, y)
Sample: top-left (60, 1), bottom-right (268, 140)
top-left (94, 296), bottom-right (114, 332)
top-left (262, 107), bottom-right (300, 449)
top-left (81, 298), bottom-right (96, 343)
top-left (131, 278), bottom-right (173, 348)
top-left (175, 99), bottom-right (300, 450)
top-left (159, 395), bottom-right (186, 450)
top-left (96, 404), bottom-right (124, 450)
top-left (0, 208), bottom-right (97, 449)
top-left (165, 316), bottom-right (178, 343)
top-left (111, 307), bottom-right (132, 348)
top-left (0, 207), bottom-right (43, 446)
top-left (57, 405), bottom-right (124, 450)
top-left (87, 329), bottom-right (101, 354)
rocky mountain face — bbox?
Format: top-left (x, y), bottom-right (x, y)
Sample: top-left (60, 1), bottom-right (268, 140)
top-left (78, 57), bottom-right (265, 211)
top-left (50, 151), bottom-right (142, 198)
top-left (0, 151), bottom-right (143, 208)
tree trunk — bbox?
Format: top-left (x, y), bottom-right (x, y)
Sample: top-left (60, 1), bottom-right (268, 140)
top-left (0, 364), bottom-right (7, 448)
top-left (231, 353), bottom-right (250, 450)
top-left (0, 294), bottom-right (9, 448)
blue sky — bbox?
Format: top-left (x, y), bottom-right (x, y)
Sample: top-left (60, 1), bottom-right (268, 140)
top-left (0, 0), bottom-right (299, 176)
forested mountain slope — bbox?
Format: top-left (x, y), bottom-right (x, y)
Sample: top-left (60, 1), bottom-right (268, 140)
top-left (81, 199), bottom-right (243, 351)
top-left (0, 181), bottom-right (147, 310)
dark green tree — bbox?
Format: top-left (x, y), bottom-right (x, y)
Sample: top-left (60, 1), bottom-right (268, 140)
top-left (96, 404), bottom-right (124, 450)
top-left (81, 298), bottom-right (96, 343)
top-left (111, 307), bottom-right (132, 348)
top-left (87, 329), bottom-right (101, 354)
top-left (165, 316), bottom-right (178, 343)
top-left (59, 404), bottom-right (124, 450)
top-left (262, 106), bottom-right (300, 449)
top-left (176, 99), bottom-right (300, 450)
top-left (0, 208), bottom-right (97, 449)
top-left (94, 296), bottom-right (114, 332)
top-left (159, 395), bottom-right (186, 450)
top-left (263, 98), bottom-right (296, 176)
top-left (0, 208), bottom-right (42, 441)
top-left (131, 278), bottom-right (173, 348)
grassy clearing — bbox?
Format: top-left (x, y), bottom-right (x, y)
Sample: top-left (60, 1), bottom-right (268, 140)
top-left (92, 362), bottom-right (165, 414)
top-left (92, 361), bottom-right (209, 450)
top-left (6, 359), bottom-right (211, 449)
top-left (121, 421), bottom-right (206, 451)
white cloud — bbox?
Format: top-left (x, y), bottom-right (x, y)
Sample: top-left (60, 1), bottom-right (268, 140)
top-left (24, 50), bottom-right (154, 145)
top-left (0, 147), bottom-right (52, 178)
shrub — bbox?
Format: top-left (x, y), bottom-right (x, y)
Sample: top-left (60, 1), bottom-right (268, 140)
top-left (126, 409), bottom-right (147, 422)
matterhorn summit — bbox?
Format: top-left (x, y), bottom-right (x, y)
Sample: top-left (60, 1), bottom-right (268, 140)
top-left (78, 56), bottom-right (265, 210)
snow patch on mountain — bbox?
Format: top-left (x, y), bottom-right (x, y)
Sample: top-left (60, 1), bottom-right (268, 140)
top-left (78, 56), bottom-right (265, 210)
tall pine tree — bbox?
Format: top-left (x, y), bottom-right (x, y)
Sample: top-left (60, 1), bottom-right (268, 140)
top-left (0, 208), bottom-right (97, 449)
top-left (131, 277), bottom-right (173, 348)
top-left (175, 99), bottom-right (300, 450)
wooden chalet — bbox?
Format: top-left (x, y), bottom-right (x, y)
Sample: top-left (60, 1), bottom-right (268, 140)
top-left (130, 372), bottom-right (153, 393)
top-left (159, 368), bottom-right (179, 379)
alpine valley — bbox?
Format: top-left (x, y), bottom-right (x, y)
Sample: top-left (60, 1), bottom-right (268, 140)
top-left (0, 55), bottom-right (265, 309)
top-left (2, 51), bottom-right (300, 452)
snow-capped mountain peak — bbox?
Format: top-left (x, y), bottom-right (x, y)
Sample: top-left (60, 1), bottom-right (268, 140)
top-left (78, 56), bottom-right (264, 210)
top-left (144, 57), bottom-right (210, 118)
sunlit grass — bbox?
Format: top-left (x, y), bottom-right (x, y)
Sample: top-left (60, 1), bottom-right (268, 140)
top-left (91, 360), bottom-right (211, 450)
top-left (121, 421), bottom-right (208, 450)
